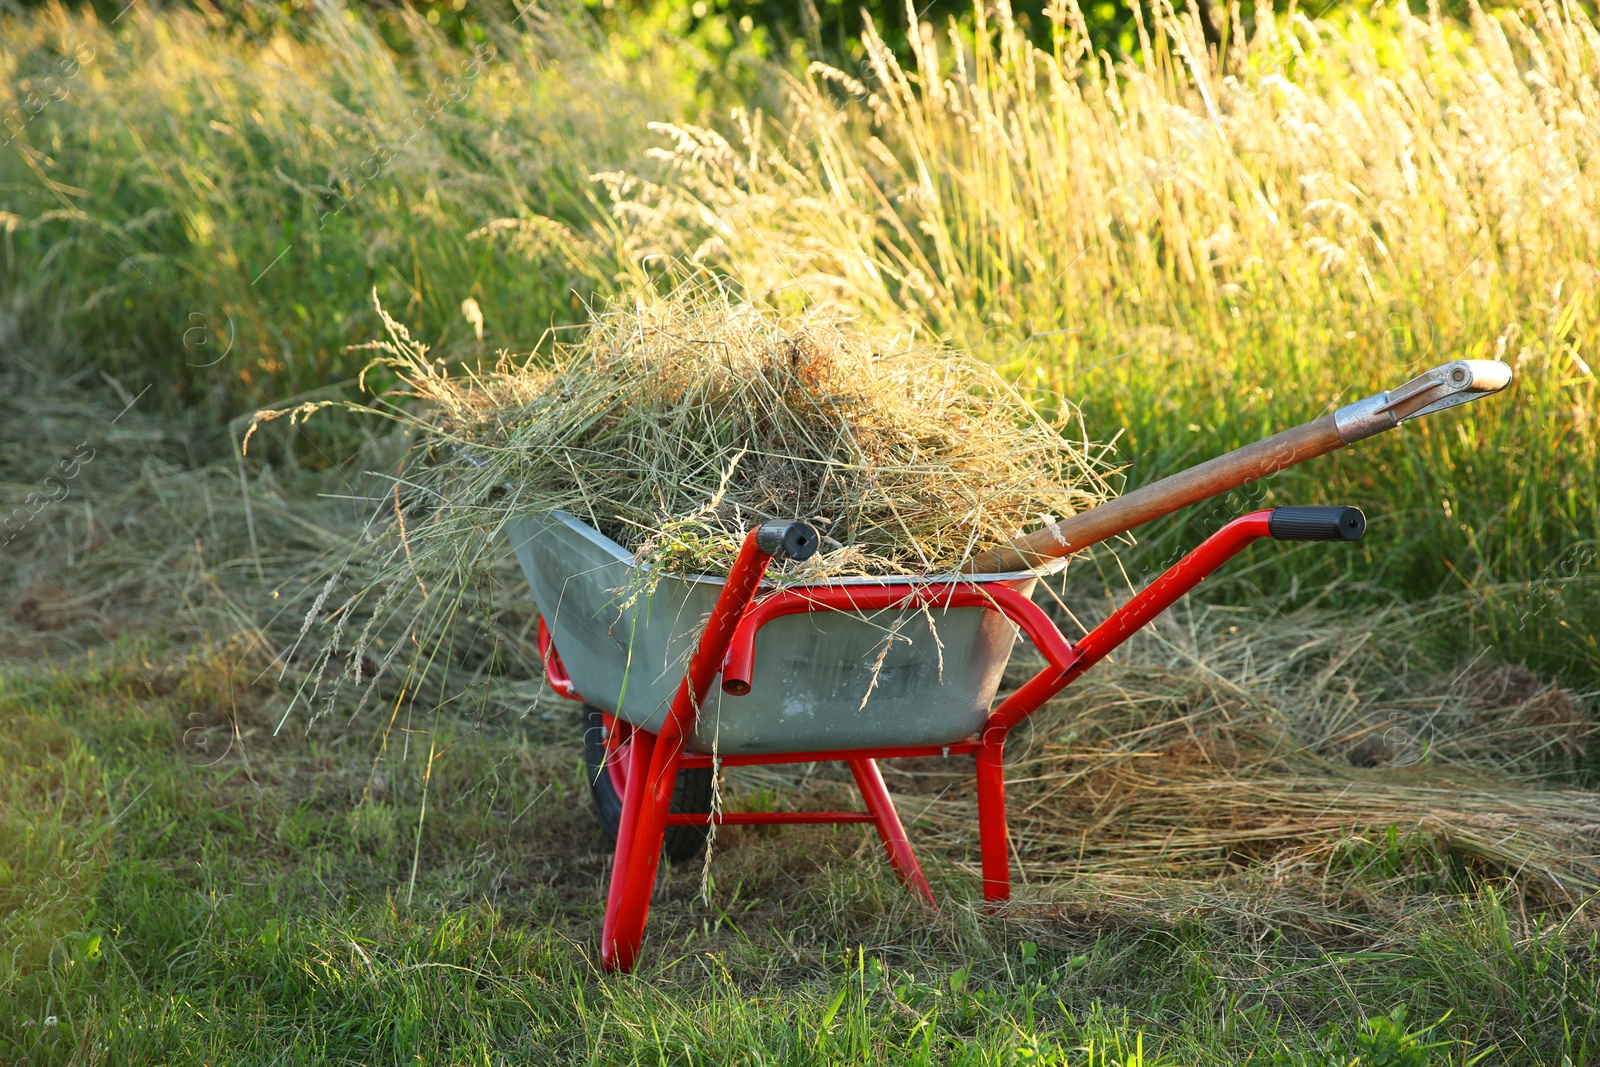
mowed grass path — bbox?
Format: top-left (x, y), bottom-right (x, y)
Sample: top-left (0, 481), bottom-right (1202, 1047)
top-left (3, 656), bottom-right (1596, 1065)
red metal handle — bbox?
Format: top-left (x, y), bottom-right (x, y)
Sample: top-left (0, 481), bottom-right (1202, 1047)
top-left (720, 512), bottom-right (1277, 736)
top-left (1072, 510), bottom-right (1271, 671)
top-left (536, 615), bottom-right (584, 702)
top-left (568, 510), bottom-right (1277, 749)
top-left (974, 510), bottom-right (1275, 736)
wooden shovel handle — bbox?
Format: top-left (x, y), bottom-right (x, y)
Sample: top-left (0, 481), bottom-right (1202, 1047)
top-left (966, 414), bottom-right (1344, 573)
top-left (965, 358), bottom-right (1513, 575)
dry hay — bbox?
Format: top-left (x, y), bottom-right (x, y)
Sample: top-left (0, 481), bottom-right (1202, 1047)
top-left (0, 382), bottom-right (341, 671)
top-left (0, 366), bottom-right (544, 733)
top-left (320, 283), bottom-right (1114, 581)
top-left (243, 284), bottom-right (1116, 727)
top-left (729, 596), bottom-right (1600, 930)
top-left (997, 603), bottom-right (1598, 915)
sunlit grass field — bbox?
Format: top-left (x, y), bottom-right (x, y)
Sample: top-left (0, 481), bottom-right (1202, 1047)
top-left (3, 0), bottom-right (1599, 1061)
top-left (4, 0), bottom-right (1595, 678)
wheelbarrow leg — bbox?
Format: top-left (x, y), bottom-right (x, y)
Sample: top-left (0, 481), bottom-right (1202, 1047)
top-left (600, 726), bottom-right (656, 962)
top-left (849, 758), bottom-right (935, 907)
top-left (602, 522), bottom-right (823, 971)
top-left (601, 729), bottom-right (685, 972)
top-left (976, 729), bottom-right (1010, 904)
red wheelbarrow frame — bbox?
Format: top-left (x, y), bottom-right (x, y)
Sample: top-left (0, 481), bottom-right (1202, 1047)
top-left (519, 355), bottom-right (1513, 972)
top-left (538, 508), bottom-right (1341, 972)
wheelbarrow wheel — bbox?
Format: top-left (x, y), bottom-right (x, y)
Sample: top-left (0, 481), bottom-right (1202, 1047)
top-left (582, 705), bottom-right (712, 864)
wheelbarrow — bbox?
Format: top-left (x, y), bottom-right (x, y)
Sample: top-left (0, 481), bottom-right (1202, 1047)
top-left (508, 359), bottom-right (1511, 972)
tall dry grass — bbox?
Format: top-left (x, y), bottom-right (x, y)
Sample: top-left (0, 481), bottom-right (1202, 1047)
top-left (4, 0), bottom-right (1595, 677)
top-left (0, 0), bottom-right (738, 414)
top-left (511, 0), bottom-right (1599, 680)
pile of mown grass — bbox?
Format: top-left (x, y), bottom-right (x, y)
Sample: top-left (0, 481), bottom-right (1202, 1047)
top-left (301, 285), bottom-right (1114, 580)
top-left (728, 592), bottom-right (1600, 930)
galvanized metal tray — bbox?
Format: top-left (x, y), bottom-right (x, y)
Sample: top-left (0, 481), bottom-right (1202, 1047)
top-left (507, 512), bottom-right (1057, 755)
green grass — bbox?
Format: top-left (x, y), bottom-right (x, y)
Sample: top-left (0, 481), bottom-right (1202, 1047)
top-left (2, 654), bottom-right (1598, 1065)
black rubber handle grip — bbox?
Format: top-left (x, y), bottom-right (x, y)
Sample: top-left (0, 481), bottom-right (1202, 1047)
top-left (755, 520), bottom-right (820, 560)
top-left (1268, 506), bottom-right (1366, 542)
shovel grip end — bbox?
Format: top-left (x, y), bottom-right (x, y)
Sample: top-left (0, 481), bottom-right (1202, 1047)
top-left (1335, 359), bottom-right (1513, 443)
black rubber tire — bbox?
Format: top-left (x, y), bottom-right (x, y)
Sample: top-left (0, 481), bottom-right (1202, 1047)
top-left (582, 705), bottom-right (713, 864)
